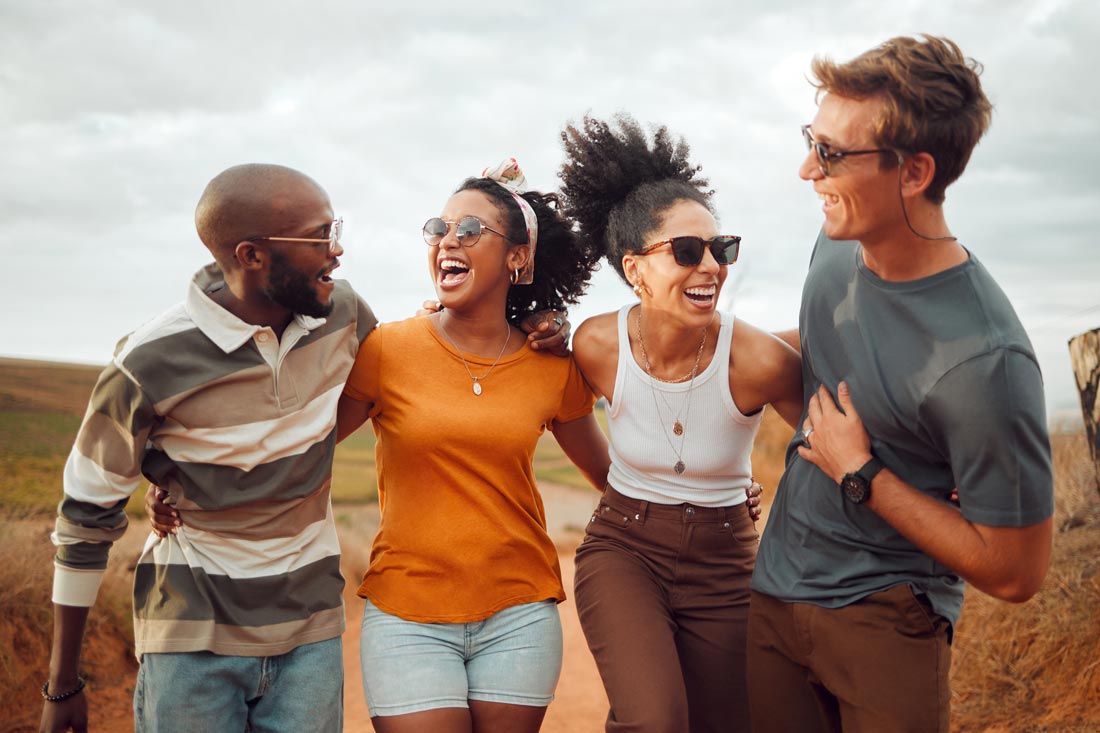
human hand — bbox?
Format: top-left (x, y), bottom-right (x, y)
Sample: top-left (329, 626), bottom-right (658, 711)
top-left (520, 310), bottom-right (571, 357)
top-left (797, 381), bottom-right (873, 483)
top-left (416, 300), bottom-right (443, 317)
top-left (745, 479), bottom-right (764, 522)
top-left (40, 686), bottom-right (88, 733)
top-left (146, 484), bottom-right (179, 537)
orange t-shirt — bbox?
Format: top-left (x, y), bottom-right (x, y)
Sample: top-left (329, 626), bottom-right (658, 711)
top-left (343, 316), bottom-right (595, 623)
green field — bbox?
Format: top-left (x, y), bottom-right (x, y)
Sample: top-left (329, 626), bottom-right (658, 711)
top-left (0, 357), bottom-right (599, 515)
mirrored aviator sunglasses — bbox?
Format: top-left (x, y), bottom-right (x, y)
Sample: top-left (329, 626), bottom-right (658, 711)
top-left (640, 235), bottom-right (741, 266)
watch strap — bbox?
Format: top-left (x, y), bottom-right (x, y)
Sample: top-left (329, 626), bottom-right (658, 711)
top-left (856, 456), bottom-right (885, 485)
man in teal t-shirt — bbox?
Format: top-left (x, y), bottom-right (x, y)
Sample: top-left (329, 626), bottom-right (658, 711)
top-left (748, 36), bottom-right (1054, 733)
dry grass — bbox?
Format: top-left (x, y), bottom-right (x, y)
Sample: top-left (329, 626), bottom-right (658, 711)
top-left (950, 431), bottom-right (1100, 731)
top-left (0, 513), bottom-right (141, 731)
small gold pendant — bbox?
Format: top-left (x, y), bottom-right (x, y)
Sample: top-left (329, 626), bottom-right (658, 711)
top-left (674, 461), bottom-right (685, 474)
top-left (673, 421), bottom-right (683, 436)
top-left (472, 380), bottom-right (482, 396)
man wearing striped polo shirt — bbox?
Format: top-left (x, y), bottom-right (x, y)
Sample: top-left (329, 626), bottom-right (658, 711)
top-left (41, 164), bottom-right (377, 732)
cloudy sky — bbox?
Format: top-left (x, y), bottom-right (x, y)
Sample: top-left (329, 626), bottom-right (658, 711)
top-left (2, 0), bottom-right (1097, 422)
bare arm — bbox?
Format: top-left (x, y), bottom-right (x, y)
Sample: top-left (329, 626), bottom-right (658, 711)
top-left (41, 604), bottom-right (91, 732)
top-left (570, 314), bottom-right (619, 401)
top-left (800, 382), bottom-right (1052, 602)
top-left (730, 322), bottom-right (803, 429)
top-left (762, 337), bottom-right (803, 429)
top-left (773, 328), bottom-right (801, 355)
top-left (551, 413), bottom-right (610, 490)
top-left (336, 393), bottom-right (372, 443)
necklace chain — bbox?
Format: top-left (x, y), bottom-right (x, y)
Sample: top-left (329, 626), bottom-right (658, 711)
top-left (637, 315), bottom-right (707, 384)
top-left (635, 309), bottom-right (707, 474)
top-left (437, 316), bottom-right (511, 396)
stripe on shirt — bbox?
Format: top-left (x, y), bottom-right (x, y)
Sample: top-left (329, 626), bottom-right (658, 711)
top-left (133, 554), bottom-right (343, 625)
top-left (134, 601), bottom-right (345, 657)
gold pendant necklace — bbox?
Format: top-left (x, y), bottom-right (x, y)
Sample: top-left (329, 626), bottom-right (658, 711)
top-left (635, 309), bottom-right (707, 474)
top-left (437, 316), bottom-right (511, 396)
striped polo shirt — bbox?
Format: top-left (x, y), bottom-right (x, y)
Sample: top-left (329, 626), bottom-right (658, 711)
top-left (52, 263), bottom-right (377, 657)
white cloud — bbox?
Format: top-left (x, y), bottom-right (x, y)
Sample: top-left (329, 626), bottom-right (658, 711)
top-left (1, 0), bottom-right (1097, 420)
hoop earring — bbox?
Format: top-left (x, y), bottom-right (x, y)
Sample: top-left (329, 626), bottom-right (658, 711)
top-left (510, 268), bottom-right (521, 285)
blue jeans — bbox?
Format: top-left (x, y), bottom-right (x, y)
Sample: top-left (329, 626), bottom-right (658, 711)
top-left (134, 638), bottom-right (343, 732)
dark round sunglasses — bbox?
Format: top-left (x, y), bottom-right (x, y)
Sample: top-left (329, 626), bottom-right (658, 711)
top-left (636, 235), bottom-right (741, 267)
top-left (422, 215), bottom-right (517, 247)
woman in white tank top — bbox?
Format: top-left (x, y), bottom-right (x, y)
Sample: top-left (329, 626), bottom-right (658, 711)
top-left (558, 115), bottom-right (804, 733)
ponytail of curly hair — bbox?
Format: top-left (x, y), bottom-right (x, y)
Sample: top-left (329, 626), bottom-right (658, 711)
top-left (558, 114), bottom-right (713, 285)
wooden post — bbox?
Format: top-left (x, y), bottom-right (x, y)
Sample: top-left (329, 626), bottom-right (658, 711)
top-left (1069, 327), bottom-right (1100, 497)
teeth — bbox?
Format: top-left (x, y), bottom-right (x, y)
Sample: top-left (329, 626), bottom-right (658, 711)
top-left (685, 286), bottom-right (716, 296)
top-left (439, 258), bottom-right (468, 271)
top-left (818, 193), bottom-right (839, 204)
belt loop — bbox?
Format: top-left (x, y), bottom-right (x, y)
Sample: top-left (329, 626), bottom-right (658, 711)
top-left (635, 499), bottom-right (649, 524)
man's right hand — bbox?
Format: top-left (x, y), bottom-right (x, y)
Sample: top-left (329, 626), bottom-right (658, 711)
top-left (146, 484), bottom-right (179, 537)
top-left (40, 684), bottom-right (88, 732)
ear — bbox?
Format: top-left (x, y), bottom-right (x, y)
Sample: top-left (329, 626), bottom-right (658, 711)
top-left (506, 244), bottom-right (531, 272)
top-left (234, 241), bottom-right (266, 272)
top-left (899, 152), bottom-right (936, 200)
top-left (622, 253), bottom-right (642, 287)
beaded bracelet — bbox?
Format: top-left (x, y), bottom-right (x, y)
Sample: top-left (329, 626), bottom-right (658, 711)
top-left (41, 677), bottom-right (85, 702)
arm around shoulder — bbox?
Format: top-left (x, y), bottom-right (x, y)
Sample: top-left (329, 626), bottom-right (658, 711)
top-left (731, 321), bottom-right (804, 428)
top-left (772, 328), bottom-right (801, 355)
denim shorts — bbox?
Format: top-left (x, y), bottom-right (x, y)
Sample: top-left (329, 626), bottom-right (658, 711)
top-left (359, 598), bottom-right (563, 716)
top-left (134, 637), bottom-right (342, 733)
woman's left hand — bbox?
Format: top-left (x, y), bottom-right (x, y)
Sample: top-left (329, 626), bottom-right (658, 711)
top-left (746, 480), bottom-right (764, 522)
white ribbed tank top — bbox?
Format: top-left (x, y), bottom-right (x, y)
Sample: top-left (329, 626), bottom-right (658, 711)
top-left (605, 305), bottom-right (763, 507)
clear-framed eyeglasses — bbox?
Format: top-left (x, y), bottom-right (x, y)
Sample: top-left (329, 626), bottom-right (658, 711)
top-left (248, 218), bottom-right (343, 255)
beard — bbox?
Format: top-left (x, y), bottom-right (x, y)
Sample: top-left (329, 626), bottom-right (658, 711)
top-left (263, 250), bottom-right (334, 318)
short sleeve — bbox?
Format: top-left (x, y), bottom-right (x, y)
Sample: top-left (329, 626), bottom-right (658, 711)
top-left (343, 325), bottom-right (383, 418)
top-left (920, 348), bottom-right (1053, 527)
top-left (553, 356), bottom-right (596, 424)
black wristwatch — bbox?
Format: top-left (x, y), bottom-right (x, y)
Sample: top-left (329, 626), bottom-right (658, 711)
top-left (839, 456), bottom-right (885, 504)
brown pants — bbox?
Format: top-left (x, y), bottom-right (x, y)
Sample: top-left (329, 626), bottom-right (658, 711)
top-left (746, 587), bottom-right (951, 733)
top-left (574, 486), bottom-right (758, 733)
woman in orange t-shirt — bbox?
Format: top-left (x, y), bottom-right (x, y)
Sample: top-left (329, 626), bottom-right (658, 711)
top-left (336, 161), bottom-right (609, 733)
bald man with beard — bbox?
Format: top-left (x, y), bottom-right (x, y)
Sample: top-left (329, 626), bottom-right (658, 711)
top-left (41, 164), bottom-right (377, 733)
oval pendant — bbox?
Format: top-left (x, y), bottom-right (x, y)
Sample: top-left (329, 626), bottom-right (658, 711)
top-left (674, 461), bottom-right (685, 474)
top-left (673, 421), bottom-right (683, 436)
top-left (472, 381), bottom-right (482, 396)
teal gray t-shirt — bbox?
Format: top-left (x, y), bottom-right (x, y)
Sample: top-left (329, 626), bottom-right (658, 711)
top-left (752, 233), bottom-right (1053, 626)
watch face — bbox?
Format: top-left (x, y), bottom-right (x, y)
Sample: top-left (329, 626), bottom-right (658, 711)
top-left (841, 475), bottom-right (871, 504)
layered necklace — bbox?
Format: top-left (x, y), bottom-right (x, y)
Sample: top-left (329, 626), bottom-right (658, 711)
top-left (437, 315), bottom-right (511, 396)
top-left (635, 309), bottom-right (707, 475)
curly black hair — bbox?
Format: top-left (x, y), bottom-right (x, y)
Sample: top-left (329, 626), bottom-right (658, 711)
top-left (558, 114), bottom-right (714, 285)
top-left (455, 177), bottom-right (601, 326)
